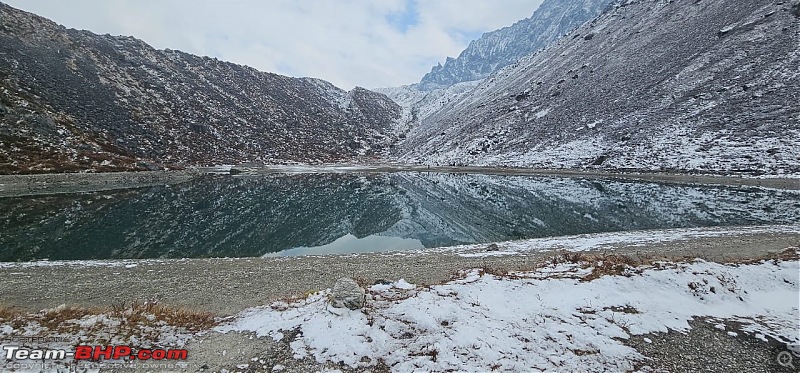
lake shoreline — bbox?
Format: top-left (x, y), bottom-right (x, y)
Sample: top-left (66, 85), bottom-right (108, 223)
top-left (1, 224), bottom-right (796, 315)
top-left (0, 170), bottom-right (199, 198)
top-left (1, 226), bottom-right (797, 372)
top-left (0, 165), bottom-right (797, 198)
top-left (1, 227), bottom-right (796, 373)
top-left (230, 163), bottom-right (800, 191)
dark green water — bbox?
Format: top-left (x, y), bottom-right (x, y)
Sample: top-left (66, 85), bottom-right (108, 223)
top-left (1, 172), bottom-right (798, 261)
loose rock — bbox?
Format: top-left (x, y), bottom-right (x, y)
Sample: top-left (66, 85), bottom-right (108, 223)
top-left (330, 278), bottom-right (366, 310)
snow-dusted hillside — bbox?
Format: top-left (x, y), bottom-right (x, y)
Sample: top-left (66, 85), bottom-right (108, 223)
top-left (377, 0), bottom-right (614, 138)
top-left (374, 81), bottom-right (481, 136)
top-left (397, 0), bottom-right (800, 176)
top-left (418, 0), bottom-right (614, 91)
top-left (0, 3), bottom-right (400, 173)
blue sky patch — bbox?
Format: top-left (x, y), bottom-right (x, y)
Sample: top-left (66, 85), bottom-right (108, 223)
top-left (386, 0), bottom-right (419, 33)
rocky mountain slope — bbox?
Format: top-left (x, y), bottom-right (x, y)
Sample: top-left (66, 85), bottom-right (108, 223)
top-left (374, 80), bottom-right (481, 138)
top-left (398, 0), bottom-right (800, 175)
top-left (378, 0), bottom-right (614, 139)
top-left (0, 3), bottom-right (400, 173)
top-left (418, 0), bottom-right (614, 91)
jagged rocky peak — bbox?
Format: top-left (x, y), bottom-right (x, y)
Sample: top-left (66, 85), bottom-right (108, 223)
top-left (417, 0), bottom-right (615, 91)
top-left (398, 0), bottom-right (800, 176)
top-left (378, 0), bottom-right (615, 135)
top-left (0, 2), bottom-right (401, 173)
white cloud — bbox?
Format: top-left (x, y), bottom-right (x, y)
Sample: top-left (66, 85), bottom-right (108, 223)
top-left (4, 0), bottom-right (543, 89)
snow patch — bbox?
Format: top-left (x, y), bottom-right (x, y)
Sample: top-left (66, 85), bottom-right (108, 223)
top-left (220, 259), bottom-right (799, 372)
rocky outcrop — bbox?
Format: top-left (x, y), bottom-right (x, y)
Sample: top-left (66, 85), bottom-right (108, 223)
top-left (0, 3), bottom-right (401, 173)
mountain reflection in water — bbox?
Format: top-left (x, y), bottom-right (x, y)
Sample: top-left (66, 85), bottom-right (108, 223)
top-left (1, 172), bottom-right (798, 261)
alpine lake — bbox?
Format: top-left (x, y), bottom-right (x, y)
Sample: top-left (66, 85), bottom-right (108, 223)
top-left (1, 170), bottom-right (799, 261)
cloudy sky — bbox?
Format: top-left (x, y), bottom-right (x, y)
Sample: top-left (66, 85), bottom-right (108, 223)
top-left (5, 0), bottom-right (544, 90)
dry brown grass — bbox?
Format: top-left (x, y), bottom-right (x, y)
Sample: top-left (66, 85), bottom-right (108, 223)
top-left (554, 252), bottom-right (589, 265)
top-left (270, 288), bottom-right (337, 311)
top-left (109, 301), bottom-right (217, 332)
top-left (467, 251), bottom-right (649, 282)
top-left (775, 247), bottom-right (800, 261)
top-left (725, 247), bottom-right (799, 265)
top-left (579, 254), bottom-right (640, 282)
top-left (38, 306), bottom-right (101, 332)
top-left (0, 305), bottom-right (26, 329)
top-left (451, 252), bottom-right (646, 282)
top-left (550, 247), bottom-right (799, 281)
top-left (477, 264), bottom-right (511, 278)
top-left (445, 269), bottom-right (471, 283)
top-left (0, 305), bottom-right (24, 319)
top-left (0, 302), bottom-right (217, 339)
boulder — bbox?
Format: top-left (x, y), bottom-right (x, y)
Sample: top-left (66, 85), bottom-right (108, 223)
top-left (330, 278), bottom-right (366, 310)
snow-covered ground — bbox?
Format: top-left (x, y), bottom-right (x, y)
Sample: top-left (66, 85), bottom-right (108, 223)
top-left (0, 304), bottom-right (202, 373)
top-left (0, 238), bottom-right (797, 372)
top-left (222, 255), bottom-right (799, 372)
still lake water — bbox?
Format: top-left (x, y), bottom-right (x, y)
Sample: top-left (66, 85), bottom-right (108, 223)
top-left (1, 172), bottom-right (798, 261)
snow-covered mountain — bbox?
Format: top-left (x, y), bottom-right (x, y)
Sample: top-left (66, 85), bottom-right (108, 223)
top-left (418, 0), bottom-right (615, 91)
top-left (397, 0), bottom-right (800, 176)
top-left (0, 3), bottom-right (400, 173)
top-left (377, 0), bottom-right (614, 147)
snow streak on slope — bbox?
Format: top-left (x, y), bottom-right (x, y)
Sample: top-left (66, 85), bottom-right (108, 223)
top-left (374, 81), bottom-right (481, 136)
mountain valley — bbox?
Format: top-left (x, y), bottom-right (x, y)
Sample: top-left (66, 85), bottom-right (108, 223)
top-left (0, 0), bottom-right (797, 176)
